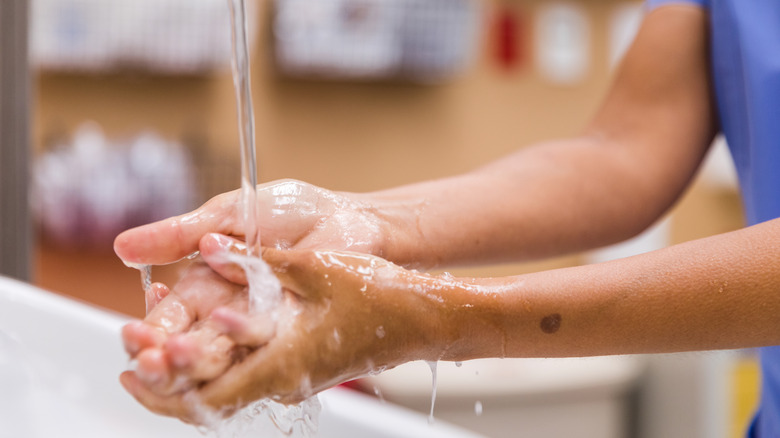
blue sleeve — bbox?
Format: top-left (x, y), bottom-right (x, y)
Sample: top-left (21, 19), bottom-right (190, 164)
top-left (646, 0), bottom-right (709, 10)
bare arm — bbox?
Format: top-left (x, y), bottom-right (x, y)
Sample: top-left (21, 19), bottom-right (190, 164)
top-left (122, 218), bottom-right (780, 416)
top-left (373, 5), bottom-right (716, 268)
top-left (432, 218), bottom-right (780, 360)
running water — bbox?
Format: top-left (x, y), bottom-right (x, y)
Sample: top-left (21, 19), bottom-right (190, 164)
top-left (139, 265), bottom-right (152, 293)
top-left (227, 0), bottom-right (260, 258)
top-left (122, 262), bottom-right (152, 314)
top-left (193, 1), bottom-right (316, 436)
top-left (193, 396), bottom-right (322, 438)
top-left (426, 361), bottom-right (438, 424)
top-left (227, 0), bottom-right (283, 315)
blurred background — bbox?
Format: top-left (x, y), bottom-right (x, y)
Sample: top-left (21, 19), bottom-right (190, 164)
top-left (0, 0), bottom-right (757, 437)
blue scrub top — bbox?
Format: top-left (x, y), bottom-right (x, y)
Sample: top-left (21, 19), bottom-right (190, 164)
top-left (646, 1), bottom-right (780, 436)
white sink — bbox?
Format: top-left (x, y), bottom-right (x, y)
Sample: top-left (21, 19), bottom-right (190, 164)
top-left (0, 276), bottom-right (483, 438)
top-left (361, 343), bottom-right (643, 437)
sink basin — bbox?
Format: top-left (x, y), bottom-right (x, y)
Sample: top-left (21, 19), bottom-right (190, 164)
top-left (361, 341), bottom-right (643, 437)
top-left (0, 276), bottom-right (482, 438)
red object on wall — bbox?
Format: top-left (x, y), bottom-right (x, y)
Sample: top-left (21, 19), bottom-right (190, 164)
top-left (494, 6), bottom-right (523, 71)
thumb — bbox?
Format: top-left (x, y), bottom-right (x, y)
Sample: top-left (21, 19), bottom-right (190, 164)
top-left (115, 191), bottom-right (239, 265)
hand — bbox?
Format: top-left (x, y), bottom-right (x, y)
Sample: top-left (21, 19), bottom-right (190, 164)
top-left (120, 242), bottom-right (445, 423)
top-left (121, 258), bottom-right (275, 398)
top-left (113, 179), bottom-right (392, 267)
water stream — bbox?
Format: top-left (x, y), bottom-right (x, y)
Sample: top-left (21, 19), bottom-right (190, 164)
top-left (227, 0), bottom-right (260, 258)
top-left (197, 1), bottom-right (317, 436)
top-left (426, 360), bottom-right (438, 424)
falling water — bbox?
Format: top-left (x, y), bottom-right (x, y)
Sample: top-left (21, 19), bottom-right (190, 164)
top-left (426, 360), bottom-right (438, 424)
top-left (227, 0), bottom-right (260, 258)
top-left (122, 262), bottom-right (152, 314)
top-left (192, 1), bottom-right (317, 436)
top-left (140, 265), bottom-right (152, 294)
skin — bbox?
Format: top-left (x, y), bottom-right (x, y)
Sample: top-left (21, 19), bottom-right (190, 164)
top-left (113, 179), bottom-right (388, 264)
top-left (123, 259), bottom-right (274, 396)
top-left (116, 5), bottom-right (780, 422)
top-left (122, 220), bottom-right (780, 420)
top-left (122, 245), bottom-right (443, 421)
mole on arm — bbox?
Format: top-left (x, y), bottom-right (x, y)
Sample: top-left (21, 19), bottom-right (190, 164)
top-left (540, 313), bottom-right (562, 334)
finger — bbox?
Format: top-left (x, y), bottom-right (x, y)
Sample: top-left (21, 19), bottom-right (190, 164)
top-left (166, 325), bottom-right (235, 382)
top-left (144, 293), bottom-right (196, 336)
top-left (120, 371), bottom-right (199, 423)
top-left (259, 247), bottom-right (304, 286)
top-left (122, 320), bottom-right (167, 357)
top-left (212, 306), bottom-right (276, 347)
top-left (165, 334), bottom-right (200, 372)
top-left (114, 191), bottom-right (239, 265)
top-left (199, 233), bottom-right (250, 285)
top-left (198, 341), bottom-right (308, 408)
top-left (145, 282), bottom-right (170, 315)
top-left (259, 247), bottom-right (329, 300)
top-left (135, 347), bottom-right (171, 389)
top-left (197, 351), bottom-right (274, 410)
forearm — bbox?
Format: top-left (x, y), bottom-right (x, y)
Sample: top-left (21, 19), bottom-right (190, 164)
top-left (423, 218), bottom-right (780, 360)
top-left (363, 134), bottom-right (696, 268)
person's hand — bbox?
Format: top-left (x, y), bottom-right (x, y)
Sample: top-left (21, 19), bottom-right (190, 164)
top-left (113, 179), bottom-right (393, 267)
top-left (121, 257), bottom-right (275, 398)
top-left (120, 241), bottom-right (447, 423)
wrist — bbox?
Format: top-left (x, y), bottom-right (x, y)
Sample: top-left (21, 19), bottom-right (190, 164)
top-left (351, 190), bottom-right (430, 269)
top-left (379, 271), bottom-right (505, 363)
top-left (411, 274), bottom-right (519, 362)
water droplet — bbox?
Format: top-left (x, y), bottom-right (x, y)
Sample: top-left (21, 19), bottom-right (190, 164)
top-left (375, 326), bottom-right (385, 339)
top-left (474, 400), bottom-right (483, 416)
top-left (373, 385), bottom-right (386, 403)
top-left (455, 361), bottom-right (462, 368)
top-left (328, 329), bottom-right (341, 349)
top-left (368, 366), bottom-right (387, 376)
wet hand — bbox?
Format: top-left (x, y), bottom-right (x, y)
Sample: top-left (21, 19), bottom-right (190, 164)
top-left (121, 261), bottom-right (275, 397)
top-left (120, 245), bottom-right (443, 423)
top-left (113, 179), bottom-right (387, 266)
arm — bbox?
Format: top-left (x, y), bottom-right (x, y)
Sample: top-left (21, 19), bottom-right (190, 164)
top-left (122, 217), bottom-right (780, 418)
top-left (374, 5), bottom-right (716, 268)
top-left (437, 219), bottom-right (780, 360)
